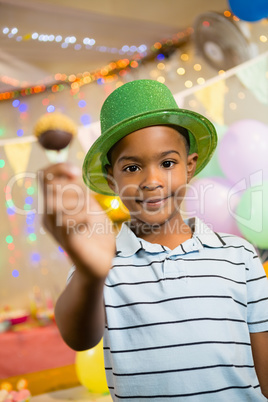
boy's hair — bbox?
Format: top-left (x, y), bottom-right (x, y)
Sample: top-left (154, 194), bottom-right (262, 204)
top-left (106, 125), bottom-right (190, 166)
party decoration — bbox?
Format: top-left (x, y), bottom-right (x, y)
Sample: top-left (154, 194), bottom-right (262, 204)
top-left (184, 177), bottom-right (241, 235)
top-left (34, 112), bottom-right (77, 150)
top-left (4, 142), bottom-right (32, 186)
top-left (235, 181), bottom-right (268, 249)
top-left (236, 56), bottom-right (268, 105)
top-left (228, 0), bottom-right (268, 22)
top-left (75, 338), bottom-right (109, 394)
top-left (195, 80), bottom-right (226, 125)
top-left (263, 261), bottom-right (268, 277)
top-left (218, 119), bottom-right (268, 186)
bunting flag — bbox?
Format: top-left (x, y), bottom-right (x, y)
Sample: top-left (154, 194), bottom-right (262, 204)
top-left (4, 141), bottom-right (32, 186)
top-left (236, 56), bottom-right (268, 104)
top-left (194, 79), bottom-right (226, 125)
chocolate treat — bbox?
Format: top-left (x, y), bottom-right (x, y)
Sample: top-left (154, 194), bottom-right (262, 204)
top-left (38, 129), bottom-right (73, 150)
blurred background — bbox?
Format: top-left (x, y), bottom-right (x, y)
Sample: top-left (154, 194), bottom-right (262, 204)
top-left (0, 0), bottom-right (268, 398)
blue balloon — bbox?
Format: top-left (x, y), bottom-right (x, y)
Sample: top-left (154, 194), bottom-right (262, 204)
top-left (228, 0), bottom-right (268, 21)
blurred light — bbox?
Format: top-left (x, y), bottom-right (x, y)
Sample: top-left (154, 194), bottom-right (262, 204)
top-left (157, 53), bottom-right (165, 61)
top-left (202, 21), bottom-right (210, 27)
top-left (25, 196), bottom-right (33, 204)
top-left (238, 92), bottom-right (246, 99)
top-left (185, 80), bottom-right (193, 88)
top-left (181, 53), bottom-right (189, 61)
top-left (260, 35), bottom-right (267, 43)
top-left (32, 32), bottom-right (38, 39)
top-left (28, 233), bottom-right (37, 241)
top-left (48, 35), bottom-right (55, 41)
top-left (58, 246), bottom-right (64, 253)
top-left (27, 226), bottom-right (35, 234)
top-left (6, 235), bottom-right (13, 244)
top-left (31, 252), bottom-right (41, 262)
top-left (177, 67), bottom-right (185, 75)
top-left (80, 114), bottom-right (91, 125)
top-left (157, 63), bottom-right (165, 70)
top-left (130, 45), bottom-right (137, 52)
top-left (197, 77), bottom-right (205, 85)
top-left (16, 36), bottom-right (22, 42)
top-left (7, 208), bottom-right (15, 215)
top-left (61, 42), bottom-right (68, 48)
top-left (47, 105), bottom-right (55, 113)
top-left (19, 103), bottom-right (28, 112)
top-left (17, 129), bottom-right (23, 137)
top-left (78, 100), bottom-right (87, 108)
top-left (12, 99), bottom-right (20, 107)
top-left (224, 10), bottom-right (232, 17)
top-left (0, 159), bottom-right (5, 168)
top-left (157, 76), bottom-right (165, 83)
top-left (194, 64), bottom-right (202, 71)
top-left (138, 44), bottom-right (147, 52)
top-left (3, 28), bottom-right (9, 34)
top-left (8, 243), bottom-right (15, 251)
top-left (11, 27), bottom-right (18, 34)
top-left (111, 199), bottom-right (120, 209)
top-left (12, 269), bottom-right (19, 278)
top-left (27, 187), bottom-right (35, 195)
top-left (229, 102), bottom-right (237, 110)
top-left (55, 35), bottom-right (62, 42)
top-left (74, 44), bottom-right (82, 50)
top-left (122, 45), bottom-right (130, 52)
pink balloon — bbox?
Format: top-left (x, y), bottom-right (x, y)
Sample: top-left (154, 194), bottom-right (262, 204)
top-left (218, 119), bottom-right (268, 186)
top-left (184, 177), bottom-right (242, 235)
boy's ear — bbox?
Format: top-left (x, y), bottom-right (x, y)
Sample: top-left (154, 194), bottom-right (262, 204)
top-left (105, 164), bottom-right (116, 192)
top-left (187, 153), bottom-right (198, 183)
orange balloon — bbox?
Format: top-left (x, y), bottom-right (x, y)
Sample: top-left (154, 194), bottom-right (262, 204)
top-left (263, 261), bottom-right (268, 278)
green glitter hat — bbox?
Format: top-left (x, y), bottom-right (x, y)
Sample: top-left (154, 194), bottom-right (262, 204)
top-left (82, 79), bottom-right (217, 195)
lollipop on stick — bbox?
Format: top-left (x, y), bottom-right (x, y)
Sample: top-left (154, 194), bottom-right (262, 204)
top-left (34, 112), bottom-right (77, 162)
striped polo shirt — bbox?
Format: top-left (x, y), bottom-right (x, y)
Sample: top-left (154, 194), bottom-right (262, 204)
top-left (102, 217), bottom-right (268, 401)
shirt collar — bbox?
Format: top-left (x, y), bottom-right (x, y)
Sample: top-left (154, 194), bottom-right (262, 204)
top-left (115, 217), bottom-right (225, 257)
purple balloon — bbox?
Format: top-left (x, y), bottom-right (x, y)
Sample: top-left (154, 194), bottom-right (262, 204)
top-left (184, 177), bottom-right (242, 235)
top-left (218, 119), bottom-right (268, 187)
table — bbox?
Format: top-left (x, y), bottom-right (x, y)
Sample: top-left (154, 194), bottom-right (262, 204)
top-left (31, 386), bottom-right (112, 401)
top-left (0, 323), bottom-right (76, 378)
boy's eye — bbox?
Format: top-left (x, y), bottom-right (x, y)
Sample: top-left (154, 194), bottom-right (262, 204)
top-left (124, 165), bottom-right (139, 172)
top-left (162, 160), bottom-right (175, 168)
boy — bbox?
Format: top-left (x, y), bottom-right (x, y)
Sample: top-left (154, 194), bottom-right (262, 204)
top-left (42, 80), bottom-right (268, 401)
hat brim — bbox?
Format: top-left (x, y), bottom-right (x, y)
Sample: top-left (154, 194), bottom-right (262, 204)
top-left (82, 108), bottom-right (217, 195)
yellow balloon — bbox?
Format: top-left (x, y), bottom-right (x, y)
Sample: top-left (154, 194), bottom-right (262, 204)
top-left (263, 261), bottom-right (268, 278)
top-left (75, 338), bottom-right (109, 394)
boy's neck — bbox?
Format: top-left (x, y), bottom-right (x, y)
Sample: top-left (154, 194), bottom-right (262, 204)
top-left (128, 215), bottom-right (193, 250)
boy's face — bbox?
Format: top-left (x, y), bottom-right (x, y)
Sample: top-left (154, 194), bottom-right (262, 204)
top-left (107, 126), bottom-right (198, 227)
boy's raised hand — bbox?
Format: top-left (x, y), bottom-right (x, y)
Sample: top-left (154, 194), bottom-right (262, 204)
top-left (41, 163), bottom-right (115, 280)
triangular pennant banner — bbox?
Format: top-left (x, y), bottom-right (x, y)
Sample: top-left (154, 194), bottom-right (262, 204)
top-left (4, 141), bottom-right (32, 186)
top-left (194, 80), bottom-right (226, 125)
top-left (236, 56), bottom-right (268, 105)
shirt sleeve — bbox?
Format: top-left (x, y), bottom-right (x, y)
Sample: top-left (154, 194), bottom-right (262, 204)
top-left (246, 244), bottom-right (268, 333)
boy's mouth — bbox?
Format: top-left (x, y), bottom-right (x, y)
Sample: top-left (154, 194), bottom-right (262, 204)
top-left (136, 196), bottom-right (170, 208)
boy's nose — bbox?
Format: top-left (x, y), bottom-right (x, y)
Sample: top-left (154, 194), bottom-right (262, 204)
top-left (140, 167), bottom-right (164, 191)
